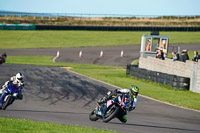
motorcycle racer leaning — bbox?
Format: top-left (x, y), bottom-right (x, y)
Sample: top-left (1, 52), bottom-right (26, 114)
top-left (0, 72), bottom-right (24, 99)
top-left (0, 53), bottom-right (7, 64)
top-left (97, 85), bottom-right (139, 123)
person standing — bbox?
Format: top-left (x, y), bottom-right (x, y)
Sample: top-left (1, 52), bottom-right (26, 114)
top-left (192, 51), bottom-right (199, 62)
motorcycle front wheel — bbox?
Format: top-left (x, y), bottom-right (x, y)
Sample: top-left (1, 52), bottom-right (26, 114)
top-left (103, 104), bottom-right (121, 123)
top-left (89, 109), bottom-right (99, 121)
top-left (2, 95), bottom-right (11, 110)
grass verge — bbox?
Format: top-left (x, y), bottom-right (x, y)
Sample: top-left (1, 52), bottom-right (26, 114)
top-left (5, 56), bottom-right (200, 111)
top-left (1, 31), bottom-right (200, 49)
top-left (0, 117), bottom-right (118, 133)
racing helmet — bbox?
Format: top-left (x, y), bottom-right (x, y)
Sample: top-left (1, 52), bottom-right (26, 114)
top-left (16, 72), bottom-right (24, 81)
top-left (129, 85), bottom-right (139, 98)
top-left (2, 53), bottom-right (7, 58)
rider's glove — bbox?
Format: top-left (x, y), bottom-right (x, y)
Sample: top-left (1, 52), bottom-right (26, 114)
top-left (98, 97), bottom-right (106, 105)
top-left (129, 107), bottom-right (135, 111)
top-left (20, 82), bottom-right (25, 87)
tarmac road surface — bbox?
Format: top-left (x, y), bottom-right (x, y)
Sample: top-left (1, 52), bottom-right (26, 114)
top-left (1, 44), bottom-right (200, 66)
top-left (0, 64), bottom-right (200, 133)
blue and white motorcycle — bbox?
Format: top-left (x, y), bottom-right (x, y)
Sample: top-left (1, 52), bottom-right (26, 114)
top-left (0, 82), bottom-right (22, 110)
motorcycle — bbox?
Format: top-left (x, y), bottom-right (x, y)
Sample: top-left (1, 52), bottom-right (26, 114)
top-left (89, 93), bottom-right (132, 123)
top-left (0, 53), bottom-right (7, 65)
top-left (0, 82), bottom-right (22, 110)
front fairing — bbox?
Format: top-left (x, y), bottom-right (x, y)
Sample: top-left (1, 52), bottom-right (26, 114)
top-left (116, 94), bottom-right (131, 110)
top-left (0, 83), bottom-right (20, 104)
top-left (7, 82), bottom-right (20, 94)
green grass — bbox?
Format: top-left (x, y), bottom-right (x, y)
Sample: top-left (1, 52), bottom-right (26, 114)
top-left (2, 30), bottom-right (200, 132)
top-left (6, 56), bottom-right (200, 111)
top-left (1, 31), bottom-right (200, 49)
top-left (0, 117), bottom-right (118, 133)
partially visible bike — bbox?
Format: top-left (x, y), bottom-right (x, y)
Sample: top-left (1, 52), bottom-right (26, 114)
top-left (0, 53), bottom-right (7, 65)
top-left (0, 82), bottom-right (23, 110)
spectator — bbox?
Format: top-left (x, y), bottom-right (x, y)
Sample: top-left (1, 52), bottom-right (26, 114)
top-left (183, 49), bottom-right (189, 60)
top-left (156, 49), bottom-right (165, 60)
top-left (171, 52), bottom-right (177, 61)
top-left (176, 52), bottom-right (180, 60)
top-left (192, 51), bottom-right (199, 62)
top-left (179, 49), bottom-right (189, 62)
top-left (161, 40), bottom-right (167, 53)
top-left (146, 39), bottom-right (151, 51)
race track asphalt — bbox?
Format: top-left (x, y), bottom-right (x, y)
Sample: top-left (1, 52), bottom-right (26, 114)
top-left (1, 44), bottom-right (200, 67)
top-left (0, 64), bottom-right (200, 133)
top-left (0, 44), bottom-right (200, 133)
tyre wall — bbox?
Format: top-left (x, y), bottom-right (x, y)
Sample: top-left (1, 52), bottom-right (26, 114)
top-left (138, 57), bottom-right (200, 93)
top-left (126, 65), bottom-right (190, 90)
top-left (35, 25), bottom-right (200, 31)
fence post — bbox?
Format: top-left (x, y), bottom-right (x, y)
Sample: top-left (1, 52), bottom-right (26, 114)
top-left (192, 63), bottom-right (198, 92)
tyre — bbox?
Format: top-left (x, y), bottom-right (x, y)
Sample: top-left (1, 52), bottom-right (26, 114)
top-left (126, 65), bottom-right (131, 75)
top-left (166, 79), bottom-right (172, 86)
top-left (172, 81), bottom-right (180, 88)
top-left (167, 75), bottom-right (175, 81)
top-left (176, 77), bottom-right (190, 83)
top-left (147, 75), bottom-right (151, 80)
top-left (150, 71), bottom-right (156, 77)
top-left (2, 95), bottom-right (11, 110)
top-left (103, 105), bottom-right (121, 123)
top-left (126, 70), bottom-right (130, 75)
top-left (157, 78), bottom-right (164, 84)
top-left (89, 109), bottom-right (99, 121)
top-left (143, 74), bottom-right (149, 80)
top-left (179, 82), bottom-right (190, 90)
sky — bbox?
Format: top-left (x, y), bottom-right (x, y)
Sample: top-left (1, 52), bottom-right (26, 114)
top-left (0, 0), bottom-right (199, 16)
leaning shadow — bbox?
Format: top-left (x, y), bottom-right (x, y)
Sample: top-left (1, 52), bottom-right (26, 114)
top-left (109, 122), bottom-right (200, 132)
top-left (5, 109), bottom-right (88, 115)
top-left (24, 68), bottom-right (110, 107)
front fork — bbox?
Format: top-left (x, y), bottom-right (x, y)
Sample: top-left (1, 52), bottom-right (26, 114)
top-left (96, 103), bottom-right (107, 116)
top-left (0, 91), bottom-right (7, 105)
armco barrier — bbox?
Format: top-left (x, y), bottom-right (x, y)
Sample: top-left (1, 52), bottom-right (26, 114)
top-left (126, 65), bottom-right (190, 90)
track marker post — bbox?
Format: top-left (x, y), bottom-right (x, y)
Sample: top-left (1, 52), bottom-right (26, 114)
top-left (120, 50), bottom-right (124, 57)
top-left (79, 50), bottom-right (83, 58)
top-left (100, 50), bottom-right (103, 57)
top-left (53, 50), bottom-right (60, 63)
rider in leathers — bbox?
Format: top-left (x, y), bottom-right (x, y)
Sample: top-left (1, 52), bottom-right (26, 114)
top-left (97, 85), bottom-right (139, 123)
top-left (0, 73), bottom-right (24, 99)
top-left (0, 53), bottom-right (6, 64)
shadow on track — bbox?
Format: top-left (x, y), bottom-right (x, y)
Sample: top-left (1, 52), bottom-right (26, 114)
top-left (109, 122), bottom-right (200, 132)
top-left (5, 109), bottom-right (88, 115)
top-left (23, 66), bottom-right (109, 107)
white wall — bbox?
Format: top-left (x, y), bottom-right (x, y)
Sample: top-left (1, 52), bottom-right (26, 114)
top-left (139, 57), bottom-right (200, 93)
